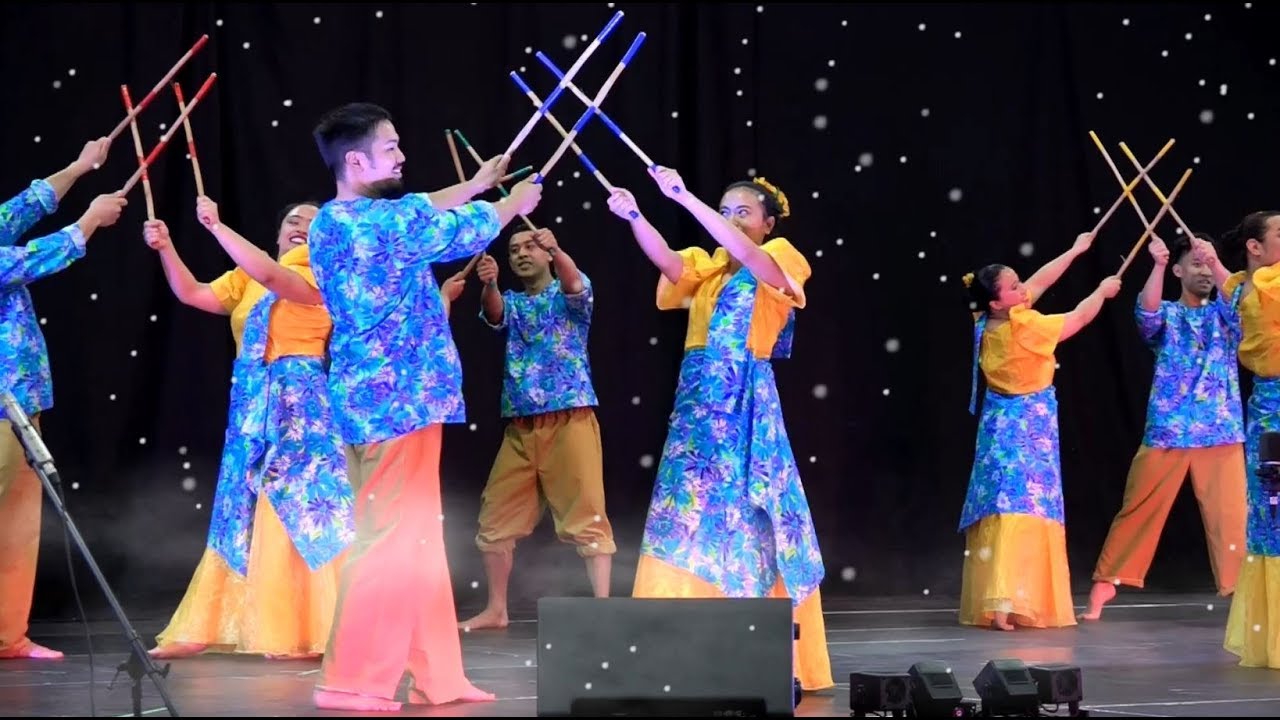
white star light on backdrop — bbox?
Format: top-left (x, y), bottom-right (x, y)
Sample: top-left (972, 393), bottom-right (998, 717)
top-left (33, 5), bottom-right (1263, 595)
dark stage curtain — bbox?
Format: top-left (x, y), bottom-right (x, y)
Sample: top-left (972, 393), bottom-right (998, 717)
top-left (1, 2), bottom-right (1277, 621)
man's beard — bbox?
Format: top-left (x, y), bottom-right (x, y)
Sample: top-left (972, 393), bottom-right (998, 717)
top-left (366, 177), bottom-right (405, 200)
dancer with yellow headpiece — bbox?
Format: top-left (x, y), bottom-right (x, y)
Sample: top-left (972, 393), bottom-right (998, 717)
top-left (605, 169), bottom-right (831, 692)
top-left (959, 235), bottom-right (1120, 631)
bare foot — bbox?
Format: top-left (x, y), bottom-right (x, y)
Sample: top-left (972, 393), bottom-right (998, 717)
top-left (148, 642), bottom-right (207, 659)
top-left (991, 612), bottom-right (1015, 631)
top-left (409, 682), bottom-right (496, 705)
top-left (313, 689), bottom-right (402, 712)
top-left (1078, 581), bottom-right (1117, 621)
top-left (458, 607), bottom-right (508, 631)
top-left (0, 640), bottom-right (64, 660)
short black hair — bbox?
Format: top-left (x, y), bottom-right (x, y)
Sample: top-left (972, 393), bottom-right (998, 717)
top-left (275, 200), bottom-right (321, 231)
top-left (312, 103), bottom-right (394, 180)
top-left (1168, 231), bottom-right (1214, 264)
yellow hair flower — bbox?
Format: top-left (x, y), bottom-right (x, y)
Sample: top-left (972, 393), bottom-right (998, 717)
top-left (962, 272), bottom-right (975, 288)
top-left (752, 177), bottom-right (791, 218)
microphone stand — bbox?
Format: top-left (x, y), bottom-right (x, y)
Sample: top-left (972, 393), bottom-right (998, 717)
top-left (1, 392), bottom-right (179, 717)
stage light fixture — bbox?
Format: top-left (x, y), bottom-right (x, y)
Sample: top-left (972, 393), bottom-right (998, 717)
top-left (849, 671), bottom-right (911, 717)
top-left (973, 659), bottom-right (1040, 717)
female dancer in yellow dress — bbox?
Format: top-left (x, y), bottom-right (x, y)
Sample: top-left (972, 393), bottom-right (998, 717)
top-left (960, 234), bottom-right (1120, 630)
top-left (143, 197), bottom-right (354, 658)
top-left (1220, 211), bottom-right (1280, 667)
top-left (606, 168), bottom-right (831, 691)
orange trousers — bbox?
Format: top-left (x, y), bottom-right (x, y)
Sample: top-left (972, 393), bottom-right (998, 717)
top-left (1092, 444), bottom-right (1247, 595)
top-left (318, 423), bottom-right (477, 704)
top-left (476, 408), bottom-right (615, 558)
top-left (0, 417), bottom-right (43, 657)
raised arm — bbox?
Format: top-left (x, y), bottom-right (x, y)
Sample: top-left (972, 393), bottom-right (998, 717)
top-left (475, 253), bottom-right (505, 327)
top-left (380, 180), bottom-right (542, 266)
top-left (143, 220), bottom-right (229, 315)
top-left (1139, 236), bottom-right (1169, 312)
top-left (649, 167), bottom-right (792, 293)
top-left (440, 269), bottom-right (467, 318)
top-left (0, 194), bottom-right (125, 288)
top-left (43, 138), bottom-right (111, 203)
top-left (1191, 235), bottom-right (1232, 297)
top-left (606, 187), bottom-right (684, 284)
top-left (427, 154), bottom-right (510, 211)
top-left (528, 228), bottom-right (584, 294)
top-left (1025, 232), bottom-right (1093, 302)
top-left (0, 140), bottom-right (111, 248)
top-left (195, 196), bottom-right (322, 306)
top-left (1060, 275), bottom-right (1121, 341)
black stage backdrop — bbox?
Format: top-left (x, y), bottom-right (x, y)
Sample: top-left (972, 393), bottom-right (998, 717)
top-left (2, 2), bottom-right (1278, 623)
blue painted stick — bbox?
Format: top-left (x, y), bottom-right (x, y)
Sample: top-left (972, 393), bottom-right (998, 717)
top-left (502, 10), bottom-right (624, 159)
top-left (535, 48), bottom-right (681, 194)
top-left (531, 32), bottom-right (646, 186)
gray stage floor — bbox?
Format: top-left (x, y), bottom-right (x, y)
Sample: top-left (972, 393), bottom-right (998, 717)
top-left (5, 592), bottom-right (1280, 717)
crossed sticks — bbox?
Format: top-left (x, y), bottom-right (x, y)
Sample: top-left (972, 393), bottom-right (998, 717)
top-left (1088, 131), bottom-right (1195, 276)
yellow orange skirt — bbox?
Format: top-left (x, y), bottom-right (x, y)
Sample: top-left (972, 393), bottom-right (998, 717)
top-left (631, 554), bottom-right (834, 691)
top-left (1225, 554), bottom-right (1280, 668)
top-left (959, 513), bottom-right (1076, 629)
top-left (154, 494), bottom-right (346, 656)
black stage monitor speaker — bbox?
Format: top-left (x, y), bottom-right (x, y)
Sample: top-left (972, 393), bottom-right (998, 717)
top-left (1028, 663), bottom-right (1083, 705)
top-left (849, 671), bottom-right (911, 715)
top-left (907, 660), bottom-right (964, 715)
top-left (973, 659), bottom-right (1040, 716)
top-left (536, 597), bottom-right (795, 717)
